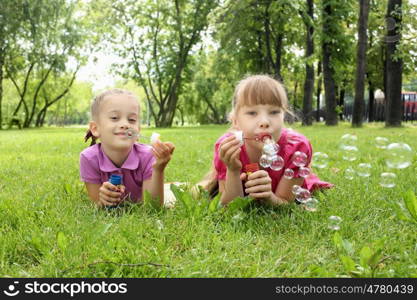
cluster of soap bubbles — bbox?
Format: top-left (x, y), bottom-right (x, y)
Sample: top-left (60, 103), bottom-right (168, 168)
top-left (259, 136), bottom-right (284, 171)
top-left (340, 135), bottom-right (413, 189)
top-left (287, 151), bottom-right (311, 180)
top-left (291, 185), bottom-right (319, 212)
top-left (340, 134), bottom-right (359, 161)
top-left (312, 152), bottom-right (329, 169)
top-left (324, 134), bottom-right (414, 231)
top-left (378, 141), bottom-right (411, 187)
top-left (244, 129), bottom-right (412, 232)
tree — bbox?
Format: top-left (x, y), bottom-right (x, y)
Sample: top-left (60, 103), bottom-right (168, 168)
top-left (385, 0), bottom-right (402, 127)
top-left (181, 49), bottom-right (236, 124)
top-left (352, 0), bottom-right (370, 127)
top-left (301, 0), bottom-right (314, 125)
top-left (319, 0), bottom-right (356, 125)
top-left (35, 67), bottom-right (79, 127)
top-left (110, 0), bottom-right (218, 127)
top-left (4, 0), bottom-right (89, 128)
top-left (321, 0), bottom-right (339, 125)
top-left (215, 0), bottom-right (304, 81)
top-left (0, 0), bottom-right (24, 129)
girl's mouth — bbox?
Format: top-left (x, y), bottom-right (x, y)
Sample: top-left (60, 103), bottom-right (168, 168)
top-left (254, 133), bottom-right (273, 142)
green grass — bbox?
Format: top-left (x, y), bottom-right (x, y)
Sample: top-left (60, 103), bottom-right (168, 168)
top-left (0, 122), bottom-right (416, 277)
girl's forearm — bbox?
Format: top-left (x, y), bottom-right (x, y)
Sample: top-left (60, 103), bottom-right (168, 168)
top-left (220, 169), bottom-right (244, 205)
top-left (267, 193), bottom-right (292, 206)
top-left (148, 169), bottom-right (164, 205)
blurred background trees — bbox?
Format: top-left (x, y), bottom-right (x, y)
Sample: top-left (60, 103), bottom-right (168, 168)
top-left (1, 0), bottom-right (416, 128)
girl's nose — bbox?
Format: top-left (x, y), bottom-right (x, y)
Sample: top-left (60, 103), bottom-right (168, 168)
top-left (259, 116), bottom-right (270, 128)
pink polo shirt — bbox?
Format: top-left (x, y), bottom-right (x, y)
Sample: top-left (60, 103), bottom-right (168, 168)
top-left (213, 128), bottom-right (333, 193)
top-left (80, 143), bottom-right (155, 202)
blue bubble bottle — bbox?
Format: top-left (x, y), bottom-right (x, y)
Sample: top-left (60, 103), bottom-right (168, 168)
top-left (106, 174), bottom-right (123, 209)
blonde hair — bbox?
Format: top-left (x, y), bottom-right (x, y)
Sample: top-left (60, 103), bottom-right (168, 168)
top-left (230, 74), bottom-right (290, 118)
top-left (90, 88), bottom-right (139, 120)
top-left (84, 88), bottom-right (139, 146)
top-left (199, 74), bottom-right (291, 197)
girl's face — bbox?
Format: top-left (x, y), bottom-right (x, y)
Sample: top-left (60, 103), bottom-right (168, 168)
top-left (233, 104), bottom-right (284, 148)
top-left (90, 95), bottom-right (140, 150)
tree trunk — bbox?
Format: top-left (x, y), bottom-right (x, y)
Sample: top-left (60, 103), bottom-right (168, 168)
top-left (25, 65), bottom-right (54, 127)
top-left (202, 95), bottom-right (221, 124)
top-left (36, 106), bottom-right (47, 127)
top-left (302, 0), bottom-right (314, 126)
top-left (352, 0), bottom-right (370, 127)
top-left (316, 60), bottom-right (322, 122)
top-left (339, 87), bottom-right (345, 121)
top-left (9, 63), bottom-right (34, 127)
top-left (385, 0), bottom-right (402, 127)
top-left (263, 0), bottom-right (273, 74)
top-left (367, 18), bottom-right (375, 123)
top-left (322, 0), bottom-right (338, 126)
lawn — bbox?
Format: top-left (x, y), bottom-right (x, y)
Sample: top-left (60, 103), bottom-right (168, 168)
top-left (0, 122), bottom-right (416, 277)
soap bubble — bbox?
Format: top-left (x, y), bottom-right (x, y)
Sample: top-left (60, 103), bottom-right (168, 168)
top-left (292, 151), bottom-right (308, 167)
top-left (304, 197), bottom-right (319, 212)
top-left (312, 152), bottom-right (329, 169)
top-left (292, 185), bottom-right (302, 195)
top-left (328, 216), bottom-right (342, 230)
top-left (270, 155), bottom-right (285, 171)
top-left (340, 134), bottom-right (357, 150)
top-left (263, 143), bottom-right (279, 156)
top-left (342, 146), bottom-right (358, 161)
top-left (385, 143), bottom-right (413, 169)
top-left (295, 188), bottom-right (311, 203)
top-left (259, 154), bottom-right (272, 168)
top-left (379, 172), bottom-right (397, 188)
top-left (125, 128), bottom-right (138, 139)
top-left (357, 163), bottom-right (372, 177)
top-left (375, 137), bottom-right (389, 149)
top-left (284, 168), bottom-right (294, 179)
top-left (344, 167), bottom-right (355, 180)
top-left (299, 166), bottom-right (311, 178)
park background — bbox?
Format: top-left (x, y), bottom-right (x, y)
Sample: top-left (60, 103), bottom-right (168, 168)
top-left (0, 0), bottom-right (416, 278)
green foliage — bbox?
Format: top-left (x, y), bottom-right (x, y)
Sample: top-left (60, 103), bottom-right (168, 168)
top-left (180, 50), bottom-right (234, 124)
top-left (1, 0), bottom-right (93, 128)
top-left (106, 0), bottom-right (219, 127)
top-left (394, 190), bottom-right (417, 224)
top-left (332, 232), bottom-right (386, 278)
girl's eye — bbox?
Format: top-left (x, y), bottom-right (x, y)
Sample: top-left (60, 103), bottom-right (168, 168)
top-left (110, 116), bottom-right (118, 120)
top-left (271, 110), bottom-right (281, 115)
top-left (246, 111), bottom-right (257, 116)
top-left (129, 119), bottom-right (137, 122)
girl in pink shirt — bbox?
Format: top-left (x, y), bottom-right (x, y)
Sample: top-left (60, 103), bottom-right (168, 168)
top-left (201, 75), bottom-right (332, 206)
top-left (80, 89), bottom-right (175, 208)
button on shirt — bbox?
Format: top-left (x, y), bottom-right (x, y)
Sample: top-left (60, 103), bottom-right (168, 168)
top-left (80, 143), bottom-right (155, 202)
